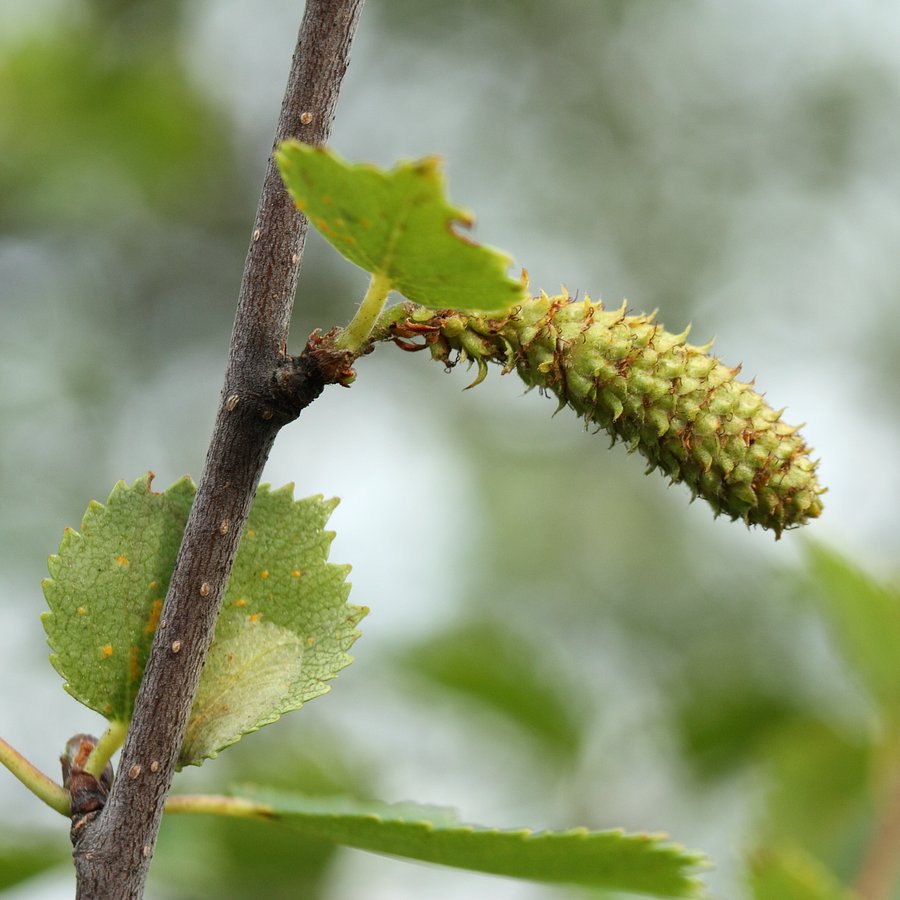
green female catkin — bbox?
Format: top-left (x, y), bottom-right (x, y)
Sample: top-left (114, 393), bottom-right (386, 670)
top-left (383, 292), bottom-right (824, 536)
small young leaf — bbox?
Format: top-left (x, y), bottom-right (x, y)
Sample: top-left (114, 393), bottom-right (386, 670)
top-left (232, 788), bottom-right (708, 898)
top-left (275, 142), bottom-right (526, 313)
top-left (42, 474), bottom-right (194, 722)
top-left (180, 486), bottom-right (365, 766)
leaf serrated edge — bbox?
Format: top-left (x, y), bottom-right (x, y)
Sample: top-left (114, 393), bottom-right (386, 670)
top-left (40, 473), bottom-right (198, 721)
top-left (224, 788), bottom-right (709, 896)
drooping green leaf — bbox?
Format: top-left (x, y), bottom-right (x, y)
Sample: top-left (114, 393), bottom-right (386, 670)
top-left (41, 476), bottom-right (364, 765)
top-left (233, 787), bottom-right (709, 898)
top-left (748, 848), bottom-right (856, 900)
top-left (42, 473), bottom-right (194, 722)
top-left (275, 142), bottom-right (526, 313)
top-left (801, 544), bottom-right (900, 726)
top-left (181, 486), bottom-right (365, 766)
top-left (398, 618), bottom-right (586, 761)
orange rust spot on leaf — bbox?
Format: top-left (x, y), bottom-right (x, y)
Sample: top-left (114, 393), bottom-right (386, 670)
top-left (306, 637), bottom-right (315, 647)
top-left (249, 613), bottom-right (261, 623)
top-left (235, 598), bottom-right (247, 608)
top-left (101, 644), bottom-right (113, 659)
top-left (246, 530), bottom-right (256, 538)
top-left (77, 606), bottom-right (87, 616)
top-left (260, 570), bottom-right (270, 580)
top-left (291, 570), bottom-right (302, 578)
top-left (115, 555), bottom-right (129, 566)
top-left (145, 599), bottom-right (163, 635)
top-left (149, 580), bottom-right (158, 590)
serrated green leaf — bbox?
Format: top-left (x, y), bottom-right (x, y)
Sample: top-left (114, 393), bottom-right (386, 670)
top-left (42, 477), bottom-right (364, 765)
top-left (275, 142), bottom-right (526, 313)
top-left (180, 621), bottom-right (306, 765)
top-left (232, 787), bottom-right (708, 898)
top-left (41, 473), bottom-right (194, 721)
top-left (748, 848), bottom-right (856, 900)
top-left (178, 486), bottom-right (365, 766)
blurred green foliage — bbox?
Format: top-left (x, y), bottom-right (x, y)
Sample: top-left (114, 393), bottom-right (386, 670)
top-left (0, 839), bottom-right (69, 892)
top-left (749, 848), bottom-right (858, 900)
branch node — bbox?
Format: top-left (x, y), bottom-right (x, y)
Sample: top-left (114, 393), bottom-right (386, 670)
top-left (62, 734), bottom-right (114, 847)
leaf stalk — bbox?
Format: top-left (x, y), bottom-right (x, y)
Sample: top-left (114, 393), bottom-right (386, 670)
top-left (84, 721), bottom-right (127, 780)
top-left (164, 793), bottom-right (274, 819)
top-left (335, 272), bottom-right (392, 353)
top-left (0, 736), bottom-right (70, 816)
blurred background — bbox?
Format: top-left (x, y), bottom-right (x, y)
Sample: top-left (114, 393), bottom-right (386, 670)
top-left (2, 1), bottom-right (900, 897)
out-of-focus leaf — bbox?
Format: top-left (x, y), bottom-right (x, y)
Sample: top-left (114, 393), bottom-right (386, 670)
top-left (234, 787), bottom-right (709, 898)
top-left (0, 838), bottom-right (69, 890)
top-left (0, 30), bottom-right (234, 225)
top-left (748, 847), bottom-right (857, 900)
top-left (276, 142), bottom-right (526, 312)
top-left (399, 618), bottom-right (585, 760)
top-left (762, 719), bottom-right (872, 878)
top-left (802, 545), bottom-right (900, 727)
top-left (676, 684), bottom-right (802, 781)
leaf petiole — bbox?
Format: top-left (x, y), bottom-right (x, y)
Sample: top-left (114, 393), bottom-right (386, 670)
top-left (164, 793), bottom-right (275, 819)
top-left (334, 272), bottom-right (392, 353)
top-left (84, 720), bottom-right (128, 780)
top-left (0, 736), bottom-right (70, 816)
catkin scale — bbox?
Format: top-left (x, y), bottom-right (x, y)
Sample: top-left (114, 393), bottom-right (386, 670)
top-left (389, 293), bottom-right (824, 536)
